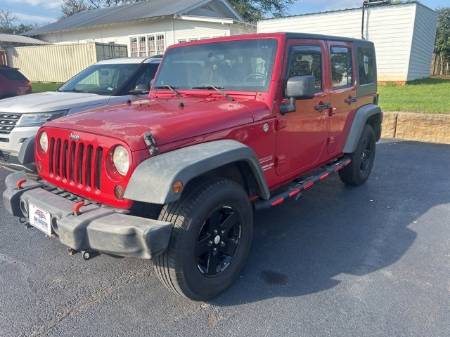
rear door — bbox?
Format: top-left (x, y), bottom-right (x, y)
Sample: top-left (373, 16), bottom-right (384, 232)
top-left (326, 41), bottom-right (357, 155)
top-left (276, 39), bottom-right (330, 176)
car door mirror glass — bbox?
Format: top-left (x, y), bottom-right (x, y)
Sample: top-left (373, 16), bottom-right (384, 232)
top-left (285, 75), bottom-right (315, 99)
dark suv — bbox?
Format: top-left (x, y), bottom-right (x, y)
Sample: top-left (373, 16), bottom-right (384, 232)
top-left (0, 66), bottom-right (31, 99)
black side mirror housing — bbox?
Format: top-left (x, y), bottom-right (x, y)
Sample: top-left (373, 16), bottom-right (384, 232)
top-left (129, 83), bottom-right (149, 95)
top-left (281, 75), bottom-right (316, 114)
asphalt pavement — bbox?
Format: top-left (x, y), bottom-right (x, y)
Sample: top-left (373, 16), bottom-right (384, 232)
top-left (0, 140), bottom-right (449, 337)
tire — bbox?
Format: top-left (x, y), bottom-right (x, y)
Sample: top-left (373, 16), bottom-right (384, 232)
top-left (153, 178), bottom-right (253, 301)
top-left (339, 124), bottom-right (376, 186)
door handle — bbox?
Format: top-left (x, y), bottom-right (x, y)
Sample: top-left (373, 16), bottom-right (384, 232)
top-left (314, 102), bottom-right (331, 112)
top-left (344, 95), bottom-right (358, 105)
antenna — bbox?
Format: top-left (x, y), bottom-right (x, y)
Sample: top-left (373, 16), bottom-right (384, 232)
top-left (361, 0), bottom-right (391, 39)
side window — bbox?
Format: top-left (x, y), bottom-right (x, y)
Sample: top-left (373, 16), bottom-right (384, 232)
top-left (330, 47), bottom-right (353, 88)
top-left (134, 64), bottom-right (159, 90)
top-left (287, 45), bottom-right (323, 92)
top-left (358, 47), bottom-right (376, 85)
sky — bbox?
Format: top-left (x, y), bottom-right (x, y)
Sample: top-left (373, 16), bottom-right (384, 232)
top-left (0, 0), bottom-right (448, 26)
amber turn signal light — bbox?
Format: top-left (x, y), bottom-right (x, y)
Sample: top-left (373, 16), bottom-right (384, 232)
top-left (114, 185), bottom-right (125, 200)
top-left (172, 181), bottom-right (183, 194)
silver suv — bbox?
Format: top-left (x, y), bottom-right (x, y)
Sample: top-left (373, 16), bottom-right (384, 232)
top-left (0, 57), bottom-right (161, 169)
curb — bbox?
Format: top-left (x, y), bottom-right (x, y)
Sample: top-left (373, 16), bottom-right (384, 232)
top-left (382, 111), bottom-right (450, 144)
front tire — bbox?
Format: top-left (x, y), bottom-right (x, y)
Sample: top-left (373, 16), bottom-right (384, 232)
top-left (154, 178), bottom-right (253, 301)
top-left (339, 124), bottom-right (376, 186)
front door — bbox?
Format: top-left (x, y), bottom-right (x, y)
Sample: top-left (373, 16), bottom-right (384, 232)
top-left (276, 39), bottom-right (330, 177)
top-left (326, 41), bottom-right (357, 155)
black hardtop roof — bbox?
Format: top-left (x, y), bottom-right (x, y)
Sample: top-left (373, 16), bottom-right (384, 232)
top-left (283, 32), bottom-right (374, 46)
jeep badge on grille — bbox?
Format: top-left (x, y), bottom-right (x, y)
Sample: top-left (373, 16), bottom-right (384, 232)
top-left (70, 133), bottom-right (80, 141)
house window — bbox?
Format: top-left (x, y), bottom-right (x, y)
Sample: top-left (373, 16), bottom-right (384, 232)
top-left (156, 34), bottom-right (165, 55)
top-left (147, 35), bottom-right (156, 56)
top-left (147, 34), bottom-right (165, 56)
top-left (138, 36), bottom-right (146, 57)
top-left (330, 46), bottom-right (353, 88)
top-left (130, 37), bottom-right (138, 57)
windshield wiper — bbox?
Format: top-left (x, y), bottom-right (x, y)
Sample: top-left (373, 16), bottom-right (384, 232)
top-left (192, 85), bottom-right (234, 101)
top-left (154, 85), bottom-right (182, 98)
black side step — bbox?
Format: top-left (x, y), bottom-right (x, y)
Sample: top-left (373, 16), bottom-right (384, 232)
top-left (255, 157), bottom-right (352, 211)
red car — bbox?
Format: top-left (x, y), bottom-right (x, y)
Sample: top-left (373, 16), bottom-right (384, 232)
top-left (5, 33), bottom-right (381, 300)
top-left (0, 66), bottom-right (32, 99)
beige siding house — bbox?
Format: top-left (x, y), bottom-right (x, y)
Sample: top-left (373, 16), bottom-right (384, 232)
top-left (27, 0), bottom-right (254, 58)
top-left (258, 1), bottom-right (437, 83)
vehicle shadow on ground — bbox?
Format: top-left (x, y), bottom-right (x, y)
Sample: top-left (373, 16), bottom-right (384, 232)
top-left (213, 141), bottom-right (450, 306)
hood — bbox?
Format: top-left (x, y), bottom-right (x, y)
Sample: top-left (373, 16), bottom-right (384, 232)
top-left (45, 96), bottom-right (270, 151)
top-left (0, 92), bottom-right (110, 113)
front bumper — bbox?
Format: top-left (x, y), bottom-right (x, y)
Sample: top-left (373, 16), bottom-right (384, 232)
top-left (3, 172), bottom-right (172, 259)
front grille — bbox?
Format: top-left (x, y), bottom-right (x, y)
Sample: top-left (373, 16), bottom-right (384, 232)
top-left (49, 136), bottom-right (103, 191)
top-left (0, 113), bottom-right (21, 135)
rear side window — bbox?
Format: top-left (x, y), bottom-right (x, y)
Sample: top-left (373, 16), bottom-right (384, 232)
top-left (0, 68), bottom-right (27, 81)
top-left (358, 47), bottom-right (376, 85)
top-left (287, 45), bottom-right (323, 92)
top-left (330, 47), bottom-right (353, 88)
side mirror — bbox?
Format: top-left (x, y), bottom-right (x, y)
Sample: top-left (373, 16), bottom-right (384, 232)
top-left (285, 75), bottom-right (315, 99)
top-left (281, 75), bottom-right (316, 114)
top-left (129, 83), bottom-right (149, 95)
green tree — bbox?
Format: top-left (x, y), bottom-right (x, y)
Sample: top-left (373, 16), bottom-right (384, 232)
top-left (434, 8), bottom-right (450, 75)
top-left (229, 0), bottom-right (294, 23)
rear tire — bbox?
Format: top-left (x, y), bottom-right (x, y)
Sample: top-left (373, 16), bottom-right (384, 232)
top-left (153, 178), bottom-right (253, 301)
top-left (339, 124), bottom-right (376, 186)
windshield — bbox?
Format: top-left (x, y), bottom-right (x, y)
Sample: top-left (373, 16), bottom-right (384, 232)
top-left (59, 63), bottom-right (142, 95)
top-left (154, 39), bottom-right (278, 92)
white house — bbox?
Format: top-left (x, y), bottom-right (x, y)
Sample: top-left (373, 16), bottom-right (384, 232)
top-left (27, 0), bottom-right (255, 58)
top-left (258, 1), bottom-right (437, 83)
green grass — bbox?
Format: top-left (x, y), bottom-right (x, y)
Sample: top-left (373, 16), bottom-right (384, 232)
top-left (30, 78), bottom-right (450, 114)
top-left (379, 78), bottom-right (450, 114)
top-left (32, 82), bottom-right (63, 93)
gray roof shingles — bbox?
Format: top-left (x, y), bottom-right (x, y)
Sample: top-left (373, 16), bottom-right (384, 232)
top-left (28, 0), bottom-right (231, 36)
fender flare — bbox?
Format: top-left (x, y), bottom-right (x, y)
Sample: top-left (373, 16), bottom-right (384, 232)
top-left (124, 140), bottom-right (271, 205)
top-left (343, 104), bottom-right (383, 154)
top-left (18, 136), bottom-right (35, 165)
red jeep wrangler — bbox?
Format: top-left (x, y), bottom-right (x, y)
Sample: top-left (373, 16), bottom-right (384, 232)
top-left (4, 33), bottom-right (381, 300)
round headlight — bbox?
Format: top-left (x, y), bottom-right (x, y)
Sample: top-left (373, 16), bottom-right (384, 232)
top-left (39, 132), bottom-right (48, 153)
top-left (112, 145), bottom-right (130, 176)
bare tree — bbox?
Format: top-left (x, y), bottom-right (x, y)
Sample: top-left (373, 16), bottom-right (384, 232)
top-left (0, 10), bottom-right (17, 32)
top-left (62, 0), bottom-right (144, 16)
top-left (62, 0), bottom-right (89, 17)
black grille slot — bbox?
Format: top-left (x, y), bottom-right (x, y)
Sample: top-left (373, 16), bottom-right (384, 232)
top-left (49, 136), bottom-right (103, 191)
top-left (0, 113), bottom-right (21, 135)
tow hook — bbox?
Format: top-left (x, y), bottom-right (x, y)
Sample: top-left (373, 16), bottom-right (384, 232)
top-left (81, 250), bottom-right (99, 261)
top-left (19, 217), bottom-right (31, 228)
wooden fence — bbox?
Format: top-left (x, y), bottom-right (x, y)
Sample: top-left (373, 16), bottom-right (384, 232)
top-left (7, 42), bottom-right (127, 82)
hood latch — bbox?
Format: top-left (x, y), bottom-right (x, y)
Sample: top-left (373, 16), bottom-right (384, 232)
top-left (144, 132), bottom-right (159, 156)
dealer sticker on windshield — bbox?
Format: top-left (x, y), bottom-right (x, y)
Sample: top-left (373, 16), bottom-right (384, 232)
top-left (29, 203), bottom-right (52, 236)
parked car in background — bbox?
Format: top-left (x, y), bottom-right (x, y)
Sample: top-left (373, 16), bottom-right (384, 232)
top-left (0, 57), bottom-right (161, 169)
top-left (0, 66), bottom-right (32, 99)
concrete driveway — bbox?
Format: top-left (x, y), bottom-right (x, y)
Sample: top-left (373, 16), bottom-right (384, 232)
top-left (0, 140), bottom-right (449, 337)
